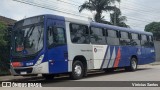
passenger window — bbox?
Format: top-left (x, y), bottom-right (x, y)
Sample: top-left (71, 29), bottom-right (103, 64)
top-left (120, 31), bottom-right (130, 46)
top-left (146, 36), bottom-right (154, 47)
top-left (141, 35), bottom-right (147, 41)
top-left (70, 23), bottom-right (89, 44)
top-left (90, 27), bottom-right (106, 44)
top-left (131, 33), bottom-right (139, 40)
top-left (48, 27), bottom-right (54, 46)
top-left (48, 27), bottom-right (66, 47)
top-left (141, 35), bottom-right (148, 47)
top-left (106, 30), bottom-right (119, 45)
top-left (107, 30), bottom-right (117, 38)
top-left (130, 33), bottom-right (140, 46)
top-left (149, 36), bottom-right (153, 42)
top-left (121, 31), bottom-right (129, 39)
top-left (56, 28), bottom-right (66, 44)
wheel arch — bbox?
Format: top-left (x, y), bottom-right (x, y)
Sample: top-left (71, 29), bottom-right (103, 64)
top-left (73, 55), bottom-right (87, 70)
top-left (131, 55), bottom-right (138, 64)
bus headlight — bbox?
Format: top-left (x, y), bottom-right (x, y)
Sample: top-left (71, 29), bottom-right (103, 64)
top-left (35, 54), bottom-right (44, 66)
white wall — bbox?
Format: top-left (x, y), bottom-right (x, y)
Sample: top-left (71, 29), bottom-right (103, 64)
top-left (154, 41), bottom-right (160, 62)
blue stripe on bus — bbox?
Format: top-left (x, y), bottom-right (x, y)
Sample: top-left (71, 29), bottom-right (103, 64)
top-left (106, 46), bottom-right (114, 68)
top-left (100, 46), bottom-right (109, 69)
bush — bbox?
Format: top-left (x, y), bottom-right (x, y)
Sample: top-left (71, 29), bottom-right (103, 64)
top-left (0, 22), bottom-right (10, 75)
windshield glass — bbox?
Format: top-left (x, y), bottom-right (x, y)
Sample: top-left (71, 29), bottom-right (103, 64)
top-left (12, 24), bottom-right (44, 56)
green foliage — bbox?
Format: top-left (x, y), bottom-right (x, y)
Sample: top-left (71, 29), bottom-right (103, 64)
top-left (110, 9), bottom-right (130, 28)
top-left (145, 22), bottom-right (160, 40)
top-left (79, 0), bottom-right (120, 23)
top-left (0, 21), bottom-right (10, 75)
top-left (79, 0), bottom-right (129, 28)
top-left (0, 22), bottom-right (7, 46)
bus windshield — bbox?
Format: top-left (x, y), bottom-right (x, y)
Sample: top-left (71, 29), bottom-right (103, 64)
top-left (12, 24), bottom-right (44, 57)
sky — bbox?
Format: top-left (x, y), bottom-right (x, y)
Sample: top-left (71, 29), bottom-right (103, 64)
top-left (0, 0), bottom-right (160, 31)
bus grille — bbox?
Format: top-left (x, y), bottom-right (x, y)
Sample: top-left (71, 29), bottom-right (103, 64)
top-left (14, 68), bottom-right (33, 74)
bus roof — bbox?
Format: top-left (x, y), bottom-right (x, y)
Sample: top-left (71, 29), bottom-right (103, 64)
top-left (45, 14), bottom-right (65, 21)
top-left (16, 14), bottom-right (153, 36)
top-left (91, 22), bottom-right (152, 35)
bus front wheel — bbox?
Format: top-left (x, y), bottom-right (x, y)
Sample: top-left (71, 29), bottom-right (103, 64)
top-left (125, 57), bottom-right (138, 71)
top-left (70, 61), bottom-right (84, 80)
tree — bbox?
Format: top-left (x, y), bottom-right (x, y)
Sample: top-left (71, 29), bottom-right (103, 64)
top-left (145, 22), bottom-right (160, 41)
top-left (79, 0), bottom-right (120, 23)
top-left (110, 8), bottom-right (129, 27)
top-left (0, 21), bottom-right (10, 75)
top-left (0, 21), bottom-right (7, 46)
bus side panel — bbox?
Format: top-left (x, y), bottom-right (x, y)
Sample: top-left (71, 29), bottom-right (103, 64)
top-left (92, 45), bottom-right (108, 69)
top-left (147, 47), bottom-right (156, 63)
top-left (138, 47), bottom-right (146, 64)
top-left (101, 45), bottom-right (130, 69)
top-left (118, 46), bottom-right (131, 67)
top-left (139, 47), bottom-right (155, 65)
top-left (47, 19), bottom-right (68, 74)
top-left (65, 21), bottom-right (93, 72)
top-left (106, 46), bottom-right (124, 68)
top-left (48, 45), bottom-right (68, 74)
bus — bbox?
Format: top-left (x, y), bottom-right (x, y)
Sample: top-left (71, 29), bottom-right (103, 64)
top-left (10, 14), bottom-right (155, 80)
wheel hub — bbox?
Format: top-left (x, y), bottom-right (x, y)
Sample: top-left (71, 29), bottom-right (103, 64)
top-left (132, 60), bottom-right (137, 70)
top-left (74, 65), bottom-right (82, 76)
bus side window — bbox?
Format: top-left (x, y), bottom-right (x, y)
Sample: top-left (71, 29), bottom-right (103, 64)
top-left (90, 27), bottom-right (106, 45)
top-left (70, 23), bottom-right (89, 44)
top-left (55, 28), bottom-right (66, 45)
top-left (148, 36), bottom-right (154, 47)
top-left (119, 31), bottom-right (130, 46)
top-left (106, 30), bottom-right (119, 45)
top-left (130, 33), bottom-right (140, 46)
top-left (141, 34), bottom-right (148, 47)
top-left (47, 26), bottom-right (66, 48)
top-left (48, 26), bottom-right (54, 46)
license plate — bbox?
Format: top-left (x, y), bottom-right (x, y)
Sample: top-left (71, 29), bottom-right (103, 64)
top-left (21, 72), bottom-right (27, 75)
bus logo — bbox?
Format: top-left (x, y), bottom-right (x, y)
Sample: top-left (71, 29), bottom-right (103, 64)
top-left (94, 48), bottom-right (97, 53)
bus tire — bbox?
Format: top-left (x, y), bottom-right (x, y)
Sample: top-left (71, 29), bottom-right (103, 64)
top-left (42, 74), bottom-right (54, 80)
top-left (125, 57), bottom-right (137, 71)
top-left (70, 60), bottom-right (84, 80)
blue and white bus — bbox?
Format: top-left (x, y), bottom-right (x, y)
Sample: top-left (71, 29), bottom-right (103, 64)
top-left (10, 14), bottom-right (155, 80)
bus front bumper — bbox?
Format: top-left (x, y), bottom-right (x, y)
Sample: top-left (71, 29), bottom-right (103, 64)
top-left (10, 62), bottom-right (49, 76)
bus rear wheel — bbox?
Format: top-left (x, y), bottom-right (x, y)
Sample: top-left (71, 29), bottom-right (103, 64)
top-left (125, 57), bottom-right (137, 71)
top-left (70, 61), bottom-right (84, 80)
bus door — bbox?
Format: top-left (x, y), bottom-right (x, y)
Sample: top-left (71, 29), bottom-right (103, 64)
top-left (47, 19), bottom-right (68, 74)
